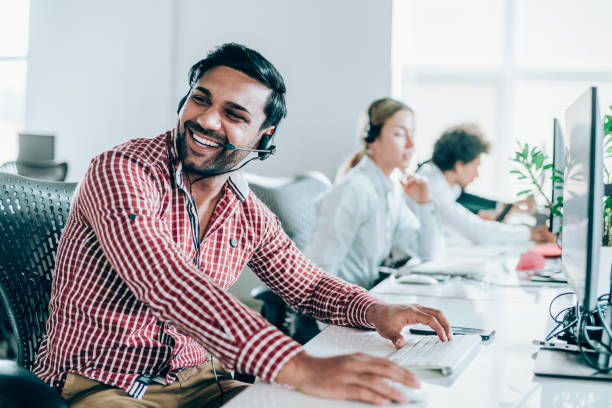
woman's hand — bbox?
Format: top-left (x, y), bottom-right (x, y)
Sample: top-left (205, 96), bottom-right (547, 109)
top-left (400, 174), bottom-right (431, 204)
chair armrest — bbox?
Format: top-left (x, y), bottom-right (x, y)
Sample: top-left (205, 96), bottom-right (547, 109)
top-left (0, 360), bottom-right (68, 408)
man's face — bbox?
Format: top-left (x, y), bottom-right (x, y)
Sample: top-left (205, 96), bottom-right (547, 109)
top-left (176, 65), bottom-right (274, 176)
top-left (455, 155), bottom-right (481, 188)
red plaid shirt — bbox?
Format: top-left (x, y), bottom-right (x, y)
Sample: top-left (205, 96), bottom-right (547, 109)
top-left (33, 131), bottom-right (378, 395)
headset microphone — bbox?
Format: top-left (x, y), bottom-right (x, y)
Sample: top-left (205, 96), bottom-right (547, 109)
top-left (182, 132), bottom-right (277, 185)
top-left (223, 132), bottom-right (276, 161)
top-left (224, 143), bottom-right (276, 155)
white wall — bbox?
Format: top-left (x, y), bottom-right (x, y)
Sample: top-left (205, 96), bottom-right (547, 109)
top-left (25, 0), bottom-right (175, 178)
top-left (26, 0), bottom-right (392, 182)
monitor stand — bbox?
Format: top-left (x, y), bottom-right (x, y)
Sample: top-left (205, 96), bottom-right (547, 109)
top-left (534, 349), bottom-right (612, 380)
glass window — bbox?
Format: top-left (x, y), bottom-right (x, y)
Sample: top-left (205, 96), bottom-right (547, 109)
top-left (0, 61), bottom-right (26, 164)
top-left (402, 81), bottom-right (498, 196)
top-left (516, 0), bottom-right (612, 70)
top-left (393, 0), bottom-right (504, 68)
top-left (0, 0), bottom-right (30, 165)
top-left (0, 0), bottom-right (29, 56)
top-left (394, 0), bottom-right (612, 201)
top-left (514, 81), bottom-right (612, 154)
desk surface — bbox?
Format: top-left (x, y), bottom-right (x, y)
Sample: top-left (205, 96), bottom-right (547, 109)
top-left (226, 246), bottom-right (612, 408)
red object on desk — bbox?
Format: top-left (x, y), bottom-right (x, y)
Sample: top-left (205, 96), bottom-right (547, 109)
top-left (516, 251), bottom-right (546, 271)
top-left (528, 243), bottom-right (562, 258)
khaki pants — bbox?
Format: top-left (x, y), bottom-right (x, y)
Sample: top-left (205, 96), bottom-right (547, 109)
top-left (61, 361), bottom-right (248, 407)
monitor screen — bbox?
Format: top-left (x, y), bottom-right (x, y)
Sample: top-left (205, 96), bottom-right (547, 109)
top-left (550, 118), bottom-right (565, 234)
top-left (17, 133), bottom-right (55, 162)
top-left (561, 87), bottom-right (603, 311)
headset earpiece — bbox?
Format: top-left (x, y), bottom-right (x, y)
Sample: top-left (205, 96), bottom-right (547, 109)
top-left (257, 132), bottom-right (276, 160)
top-left (364, 123), bottom-right (381, 144)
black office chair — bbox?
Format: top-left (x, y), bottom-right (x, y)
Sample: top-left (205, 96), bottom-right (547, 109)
top-left (0, 172), bottom-right (75, 407)
top-left (245, 171), bottom-right (331, 345)
top-left (0, 360), bottom-right (67, 408)
top-left (0, 160), bottom-right (69, 182)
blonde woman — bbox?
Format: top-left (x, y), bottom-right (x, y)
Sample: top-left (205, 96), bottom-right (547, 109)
top-left (305, 98), bottom-right (442, 289)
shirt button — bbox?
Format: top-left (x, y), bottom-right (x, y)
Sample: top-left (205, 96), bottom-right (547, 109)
top-left (230, 238), bottom-right (237, 247)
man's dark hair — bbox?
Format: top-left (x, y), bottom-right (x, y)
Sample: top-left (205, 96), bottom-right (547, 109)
top-left (180, 43), bottom-right (287, 130)
top-left (432, 124), bottom-right (490, 171)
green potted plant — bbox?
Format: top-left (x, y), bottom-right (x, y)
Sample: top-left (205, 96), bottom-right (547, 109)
top-left (509, 143), bottom-right (563, 232)
top-left (510, 105), bottom-right (612, 245)
top-left (603, 106), bottom-right (612, 246)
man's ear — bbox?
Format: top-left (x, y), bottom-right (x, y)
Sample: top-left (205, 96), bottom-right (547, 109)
top-left (260, 126), bottom-right (276, 138)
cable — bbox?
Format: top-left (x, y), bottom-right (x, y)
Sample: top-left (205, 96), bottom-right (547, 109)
top-left (210, 355), bottom-right (225, 405)
top-left (597, 301), bottom-right (612, 342)
top-left (545, 292), bottom-right (612, 372)
top-left (577, 309), bottom-right (612, 372)
top-left (544, 292), bottom-right (578, 341)
top-left (548, 292), bottom-right (575, 323)
top-left (189, 156), bottom-right (261, 186)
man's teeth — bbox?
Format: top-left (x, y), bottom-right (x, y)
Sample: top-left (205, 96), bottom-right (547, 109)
top-left (192, 132), bottom-right (222, 148)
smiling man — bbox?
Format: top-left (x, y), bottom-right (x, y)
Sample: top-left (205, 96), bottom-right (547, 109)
top-left (33, 43), bottom-right (451, 407)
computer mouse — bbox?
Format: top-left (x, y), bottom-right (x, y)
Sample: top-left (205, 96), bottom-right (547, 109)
top-left (395, 274), bottom-right (438, 285)
top-left (385, 380), bottom-right (428, 404)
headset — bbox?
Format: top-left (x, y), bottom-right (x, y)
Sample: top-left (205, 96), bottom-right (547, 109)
top-left (363, 105), bottom-right (383, 144)
top-left (177, 90), bottom-right (276, 161)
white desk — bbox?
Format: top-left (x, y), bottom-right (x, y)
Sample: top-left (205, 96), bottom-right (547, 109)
top-left (226, 246), bottom-right (612, 407)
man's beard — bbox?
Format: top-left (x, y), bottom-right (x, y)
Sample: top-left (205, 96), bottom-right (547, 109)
top-left (176, 120), bottom-right (248, 177)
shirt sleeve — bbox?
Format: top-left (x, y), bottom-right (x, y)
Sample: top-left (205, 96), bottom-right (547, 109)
top-left (248, 195), bottom-right (379, 329)
top-left (77, 151), bottom-right (303, 383)
top-left (436, 190), bottom-right (530, 245)
top-left (394, 198), bottom-right (443, 261)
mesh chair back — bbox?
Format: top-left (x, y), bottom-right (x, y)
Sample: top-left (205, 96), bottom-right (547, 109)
top-left (0, 161), bottom-right (69, 182)
top-left (245, 172), bottom-right (331, 345)
top-left (0, 172), bottom-right (76, 370)
top-left (244, 171), bottom-right (331, 250)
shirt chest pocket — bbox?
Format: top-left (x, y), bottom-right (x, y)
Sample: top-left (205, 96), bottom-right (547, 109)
top-left (199, 232), bottom-right (254, 289)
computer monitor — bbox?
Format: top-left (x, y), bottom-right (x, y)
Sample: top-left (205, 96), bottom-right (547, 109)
top-left (561, 87), bottom-right (604, 312)
top-left (17, 133), bottom-right (55, 162)
top-left (549, 118), bottom-right (565, 234)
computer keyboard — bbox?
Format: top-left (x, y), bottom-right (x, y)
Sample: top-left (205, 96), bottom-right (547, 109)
top-left (388, 334), bottom-right (481, 375)
top-left (400, 259), bottom-right (488, 278)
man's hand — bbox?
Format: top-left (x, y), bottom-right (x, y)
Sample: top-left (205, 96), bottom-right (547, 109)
top-left (400, 174), bottom-right (431, 204)
top-left (366, 302), bottom-right (452, 347)
top-left (276, 351), bottom-right (418, 405)
top-left (530, 225), bottom-right (556, 243)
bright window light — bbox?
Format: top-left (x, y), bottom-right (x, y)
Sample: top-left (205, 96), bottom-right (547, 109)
top-left (393, 0), bottom-right (612, 201)
top-left (0, 0), bottom-right (30, 165)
